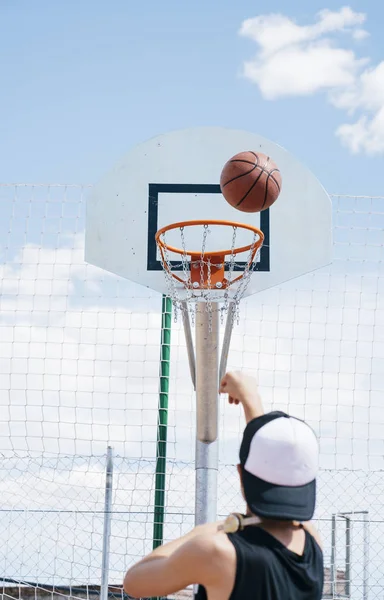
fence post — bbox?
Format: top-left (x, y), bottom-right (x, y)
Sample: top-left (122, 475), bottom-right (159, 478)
top-left (153, 296), bottom-right (172, 549)
top-left (100, 446), bottom-right (114, 600)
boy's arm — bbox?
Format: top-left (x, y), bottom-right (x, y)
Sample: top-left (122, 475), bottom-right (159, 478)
top-left (123, 523), bottom-right (224, 598)
top-left (220, 371), bottom-right (264, 423)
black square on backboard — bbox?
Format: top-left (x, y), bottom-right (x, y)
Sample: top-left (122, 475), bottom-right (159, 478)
top-left (147, 183), bottom-right (270, 271)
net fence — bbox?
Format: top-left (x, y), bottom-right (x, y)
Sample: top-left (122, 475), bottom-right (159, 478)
top-left (0, 184), bottom-right (383, 599)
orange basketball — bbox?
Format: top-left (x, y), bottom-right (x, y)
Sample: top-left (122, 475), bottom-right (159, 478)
top-left (220, 151), bottom-right (282, 213)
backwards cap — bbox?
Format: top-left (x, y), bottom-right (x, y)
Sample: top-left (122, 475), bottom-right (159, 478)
top-left (240, 411), bottom-right (319, 521)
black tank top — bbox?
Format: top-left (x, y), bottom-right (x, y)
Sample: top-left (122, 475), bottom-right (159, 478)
top-left (195, 526), bottom-right (323, 600)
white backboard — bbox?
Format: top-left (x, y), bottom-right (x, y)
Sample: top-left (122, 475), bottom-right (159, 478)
top-left (85, 127), bottom-right (332, 296)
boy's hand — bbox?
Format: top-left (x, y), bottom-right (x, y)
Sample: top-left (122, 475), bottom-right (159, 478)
top-left (220, 372), bottom-right (264, 423)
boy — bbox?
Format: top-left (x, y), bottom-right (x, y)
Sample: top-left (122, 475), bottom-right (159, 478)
top-left (124, 372), bottom-right (323, 600)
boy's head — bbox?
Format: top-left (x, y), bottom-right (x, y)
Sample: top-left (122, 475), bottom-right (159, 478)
top-left (238, 411), bottom-right (319, 521)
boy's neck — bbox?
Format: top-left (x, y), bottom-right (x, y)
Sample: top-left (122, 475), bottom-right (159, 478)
top-left (245, 509), bottom-right (299, 529)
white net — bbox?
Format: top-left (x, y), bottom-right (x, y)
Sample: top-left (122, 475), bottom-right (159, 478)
top-left (0, 184), bottom-right (384, 599)
top-left (156, 221), bottom-right (262, 322)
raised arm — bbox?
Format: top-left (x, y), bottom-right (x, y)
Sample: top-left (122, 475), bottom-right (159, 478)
top-left (220, 371), bottom-right (264, 423)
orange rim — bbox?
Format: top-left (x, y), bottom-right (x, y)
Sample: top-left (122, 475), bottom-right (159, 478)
top-left (155, 219), bottom-right (263, 257)
top-left (155, 219), bottom-right (264, 289)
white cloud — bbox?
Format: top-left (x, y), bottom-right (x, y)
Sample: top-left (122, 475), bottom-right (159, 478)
top-left (332, 62), bottom-right (384, 113)
top-left (352, 28), bottom-right (370, 41)
top-left (334, 62), bottom-right (384, 153)
top-left (240, 7), bottom-right (366, 55)
top-left (337, 108), bottom-right (384, 154)
top-left (243, 41), bottom-right (362, 99)
top-left (239, 7), bottom-right (384, 154)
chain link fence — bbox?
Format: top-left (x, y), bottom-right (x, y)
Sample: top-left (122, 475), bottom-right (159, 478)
top-left (0, 454), bottom-right (383, 599)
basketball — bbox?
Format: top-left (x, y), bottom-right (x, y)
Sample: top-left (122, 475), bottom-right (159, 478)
top-left (220, 151), bottom-right (282, 213)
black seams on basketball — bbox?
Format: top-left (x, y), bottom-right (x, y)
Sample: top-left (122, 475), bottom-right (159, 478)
top-left (220, 151), bottom-right (282, 213)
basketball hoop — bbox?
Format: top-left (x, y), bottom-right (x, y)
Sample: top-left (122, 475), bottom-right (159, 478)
top-left (155, 219), bottom-right (264, 320)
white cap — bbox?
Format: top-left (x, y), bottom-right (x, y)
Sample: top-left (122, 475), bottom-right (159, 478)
top-left (240, 411), bottom-right (319, 521)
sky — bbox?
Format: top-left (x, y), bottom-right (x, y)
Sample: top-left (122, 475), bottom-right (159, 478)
top-left (1, 1), bottom-right (384, 594)
top-left (1, 1), bottom-right (384, 195)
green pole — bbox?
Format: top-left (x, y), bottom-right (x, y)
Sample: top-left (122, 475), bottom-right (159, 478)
top-left (153, 295), bottom-right (172, 551)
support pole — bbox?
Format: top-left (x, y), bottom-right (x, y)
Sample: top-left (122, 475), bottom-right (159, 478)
top-left (100, 446), bottom-right (113, 600)
top-left (363, 512), bottom-right (369, 600)
top-left (153, 296), bottom-right (172, 549)
top-left (345, 516), bottom-right (351, 598)
top-left (219, 302), bottom-right (235, 383)
top-left (339, 510), bottom-right (369, 600)
top-left (195, 303), bottom-right (220, 525)
top-left (330, 514), bottom-right (336, 598)
top-left (181, 302), bottom-right (196, 390)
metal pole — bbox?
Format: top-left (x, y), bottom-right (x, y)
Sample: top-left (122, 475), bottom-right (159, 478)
top-left (219, 302), bottom-right (235, 383)
top-left (100, 446), bottom-right (113, 600)
top-left (153, 296), bottom-right (172, 549)
top-left (181, 302), bottom-right (196, 389)
top-left (339, 510), bottom-right (369, 600)
top-left (331, 514), bottom-right (336, 598)
top-left (363, 512), bottom-right (369, 600)
top-left (195, 303), bottom-right (219, 525)
top-left (345, 517), bottom-right (351, 598)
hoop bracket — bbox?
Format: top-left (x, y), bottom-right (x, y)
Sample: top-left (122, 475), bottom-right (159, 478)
top-left (190, 254), bottom-right (226, 289)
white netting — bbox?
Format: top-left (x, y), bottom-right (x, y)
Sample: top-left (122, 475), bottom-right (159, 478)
top-left (0, 184), bottom-right (384, 599)
top-left (156, 221), bottom-right (262, 321)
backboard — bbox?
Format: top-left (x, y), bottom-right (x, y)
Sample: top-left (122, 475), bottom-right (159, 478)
top-left (85, 127), bottom-right (332, 297)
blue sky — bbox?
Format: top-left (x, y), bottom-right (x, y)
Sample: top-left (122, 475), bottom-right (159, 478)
top-left (1, 0), bottom-right (384, 195)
